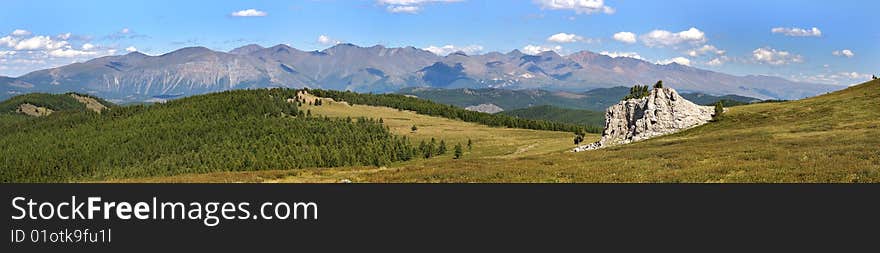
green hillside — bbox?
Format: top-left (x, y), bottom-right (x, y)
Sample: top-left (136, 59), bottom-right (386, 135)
top-left (0, 89), bottom-right (422, 182)
top-left (0, 92), bottom-right (114, 114)
top-left (500, 105), bottom-right (605, 127)
top-left (156, 80), bottom-right (878, 183)
top-left (398, 86), bottom-right (762, 111)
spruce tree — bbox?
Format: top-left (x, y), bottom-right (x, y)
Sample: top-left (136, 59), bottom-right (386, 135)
top-left (467, 138), bottom-right (472, 150)
top-left (438, 140), bottom-right (447, 155)
top-left (411, 125), bottom-right (418, 132)
top-left (454, 143), bottom-right (463, 159)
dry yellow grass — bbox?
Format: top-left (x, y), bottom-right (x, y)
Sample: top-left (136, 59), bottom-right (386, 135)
top-left (119, 80), bottom-right (880, 183)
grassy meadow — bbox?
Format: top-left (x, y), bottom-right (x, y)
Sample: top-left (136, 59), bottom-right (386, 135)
top-left (121, 80), bottom-right (880, 183)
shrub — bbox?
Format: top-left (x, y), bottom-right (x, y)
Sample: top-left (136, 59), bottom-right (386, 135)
top-left (713, 101), bottom-right (724, 121)
top-left (623, 85), bottom-right (650, 100)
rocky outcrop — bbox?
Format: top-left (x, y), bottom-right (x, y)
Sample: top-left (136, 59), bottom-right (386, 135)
top-left (16, 103), bottom-right (53, 117)
top-left (465, 103), bottom-right (504, 114)
top-left (574, 87), bottom-right (715, 151)
top-left (69, 94), bottom-right (107, 113)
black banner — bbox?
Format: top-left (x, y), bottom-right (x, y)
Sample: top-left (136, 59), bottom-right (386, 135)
top-left (2, 184), bottom-right (878, 252)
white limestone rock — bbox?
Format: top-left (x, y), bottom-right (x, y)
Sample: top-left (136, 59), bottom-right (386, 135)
top-left (574, 87), bottom-right (716, 152)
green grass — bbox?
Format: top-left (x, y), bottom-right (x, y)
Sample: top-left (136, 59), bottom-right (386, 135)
top-left (128, 80), bottom-right (880, 183)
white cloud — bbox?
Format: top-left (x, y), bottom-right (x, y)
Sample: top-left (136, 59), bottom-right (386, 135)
top-left (11, 36), bottom-right (69, 51)
top-left (706, 58), bottom-right (723, 66)
top-left (231, 9), bottom-right (268, 17)
top-left (378, 0), bottom-right (462, 14)
top-left (81, 43), bottom-right (95, 50)
top-left (791, 72), bottom-right (872, 86)
top-left (534, 0), bottom-right (615, 15)
top-left (599, 51), bottom-right (644, 60)
top-left (522, 44), bottom-right (562, 55)
top-left (771, 27), bottom-right (821, 37)
top-left (752, 47), bottom-right (803, 65)
top-left (387, 5), bottom-right (421, 13)
top-left (56, 33), bottom-right (72, 40)
top-left (125, 46), bottom-right (138, 52)
top-left (547, 33), bottom-right (592, 43)
top-left (120, 28), bottom-right (131, 34)
top-left (832, 49), bottom-right (854, 58)
top-left (612, 32), bottom-right (636, 44)
top-left (423, 44), bottom-right (484, 56)
top-left (317, 35), bottom-right (341, 45)
top-left (48, 48), bottom-right (98, 58)
top-left (11, 29), bottom-right (32, 36)
top-left (640, 27), bottom-right (706, 47)
top-left (656, 57), bottom-right (691, 66)
top-left (0, 36), bottom-right (16, 48)
top-left (686, 44), bottom-right (725, 57)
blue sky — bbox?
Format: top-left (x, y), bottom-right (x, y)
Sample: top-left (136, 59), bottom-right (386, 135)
top-left (0, 0), bottom-right (876, 86)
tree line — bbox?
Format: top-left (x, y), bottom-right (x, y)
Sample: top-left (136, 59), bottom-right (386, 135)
top-left (0, 89), bottom-right (431, 182)
top-left (307, 89), bottom-right (601, 134)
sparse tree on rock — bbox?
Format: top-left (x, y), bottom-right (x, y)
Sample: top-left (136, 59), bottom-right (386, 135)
top-left (653, 80), bottom-right (664, 89)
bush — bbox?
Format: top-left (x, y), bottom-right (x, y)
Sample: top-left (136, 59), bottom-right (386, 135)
top-left (713, 101), bottom-right (724, 121)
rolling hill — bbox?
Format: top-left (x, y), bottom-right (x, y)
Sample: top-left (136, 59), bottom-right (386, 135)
top-left (0, 92), bottom-right (114, 116)
top-left (0, 43), bottom-right (838, 102)
top-left (0, 89), bottom-right (420, 182)
top-left (128, 79), bottom-right (879, 183)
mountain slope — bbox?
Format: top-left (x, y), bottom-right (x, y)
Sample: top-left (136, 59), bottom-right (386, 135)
top-left (0, 44), bottom-right (841, 102)
top-left (0, 89), bottom-right (426, 182)
top-left (0, 92), bottom-right (114, 115)
top-left (398, 86), bottom-right (762, 112)
top-left (500, 105), bottom-right (605, 127)
top-left (109, 79), bottom-right (879, 183)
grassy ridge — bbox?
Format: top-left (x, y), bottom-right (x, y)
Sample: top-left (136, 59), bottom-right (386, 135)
top-left (0, 92), bottom-right (114, 113)
top-left (0, 89), bottom-right (419, 182)
top-left (145, 80), bottom-right (879, 183)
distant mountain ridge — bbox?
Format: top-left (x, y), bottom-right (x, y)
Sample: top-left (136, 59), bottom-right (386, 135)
top-left (398, 86), bottom-right (761, 112)
top-left (0, 43), bottom-right (839, 102)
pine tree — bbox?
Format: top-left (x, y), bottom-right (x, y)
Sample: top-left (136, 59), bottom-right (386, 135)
top-left (713, 101), bottom-right (724, 121)
top-left (454, 143), bottom-right (463, 159)
top-left (653, 80), bottom-right (663, 89)
top-left (438, 140), bottom-right (447, 155)
top-left (467, 138), bottom-right (472, 150)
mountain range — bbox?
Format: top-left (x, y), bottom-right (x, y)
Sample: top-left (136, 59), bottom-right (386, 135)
top-left (0, 43), bottom-right (840, 102)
